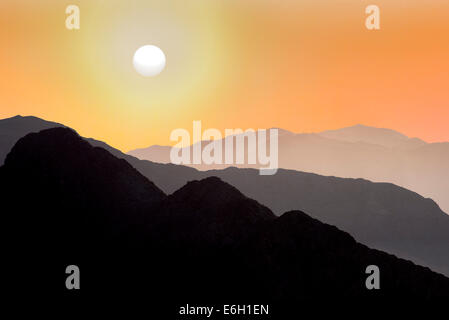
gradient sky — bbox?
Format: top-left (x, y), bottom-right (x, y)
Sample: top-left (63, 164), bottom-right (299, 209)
top-left (1, 0), bottom-right (448, 151)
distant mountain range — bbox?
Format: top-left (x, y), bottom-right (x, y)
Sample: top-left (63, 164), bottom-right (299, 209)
top-left (128, 124), bottom-right (449, 215)
top-left (2, 127), bottom-right (448, 300)
top-left (0, 115), bottom-right (448, 277)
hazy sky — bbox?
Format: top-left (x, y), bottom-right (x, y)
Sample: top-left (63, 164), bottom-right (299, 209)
top-left (1, 0), bottom-right (448, 151)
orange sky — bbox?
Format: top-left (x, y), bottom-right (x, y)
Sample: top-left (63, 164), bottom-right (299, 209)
top-left (0, 0), bottom-right (448, 151)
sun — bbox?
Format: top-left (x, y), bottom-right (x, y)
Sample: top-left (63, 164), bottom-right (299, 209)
top-left (133, 45), bottom-right (166, 77)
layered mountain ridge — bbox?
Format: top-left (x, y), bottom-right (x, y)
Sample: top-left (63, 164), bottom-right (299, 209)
top-left (0, 115), bottom-right (448, 277)
top-left (128, 123), bottom-right (449, 215)
top-left (1, 127), bottom-right (448, 300)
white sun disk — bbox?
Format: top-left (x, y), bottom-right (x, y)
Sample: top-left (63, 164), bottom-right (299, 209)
top-left (133, 45), bottom-right (166, 77)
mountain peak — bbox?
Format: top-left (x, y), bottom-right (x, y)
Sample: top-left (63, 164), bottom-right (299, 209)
top-left (172, 176), bottom-right (244, 200)
top-left (168, 176), bottom-right (275, 223)
top-left (5, 127), bottom-right (84, 165)
top-left (0, 114), bottom-right (62, 124)
top-left (319, 124), bottom-right (410, 148)
top-left (4, 127), bottom-right (166, 207)
top-left (8, 115), bottom-right (23, 119)
top-left (269, 127), bottom-right (295, 135)
top-left (0, 115), bottom-right (65, 164)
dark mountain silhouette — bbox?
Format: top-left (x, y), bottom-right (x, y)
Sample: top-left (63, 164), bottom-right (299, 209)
top-left (1, 127), bottom-right (448, 302)
top-left (0, 115), bottom-right (64, 165)
top-left (0, 115), bottom-right (448, 277)
top-left (204, 167), bottom-right (449, 276)
top-left (99, 141), bottom-right (449, 277)
top-left (159, 177), bottom-right (275, 247)
top-left (1, 128), bottom-right (165, 250)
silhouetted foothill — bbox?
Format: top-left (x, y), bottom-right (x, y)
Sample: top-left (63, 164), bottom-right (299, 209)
top-left (1, 127), bottom-right (165, 253)
top-left (168, 176), bottom-right (274, 223)
top-left (155, 176), bottom-right (275, 247)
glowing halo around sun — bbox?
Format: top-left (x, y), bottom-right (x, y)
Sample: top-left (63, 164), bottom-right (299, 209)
top-left (133, 45), bottom-right (166, 77)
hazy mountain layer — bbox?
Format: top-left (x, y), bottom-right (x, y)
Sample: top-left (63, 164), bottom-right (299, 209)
top-left (128, 124), bottom-right (449, 214)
